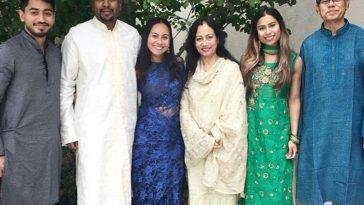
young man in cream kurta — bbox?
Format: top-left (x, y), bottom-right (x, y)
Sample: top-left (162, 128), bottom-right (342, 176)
top-left (60, 0), bottom-right (140, 204)
top-left (180, 57), bottom-right (248, 204)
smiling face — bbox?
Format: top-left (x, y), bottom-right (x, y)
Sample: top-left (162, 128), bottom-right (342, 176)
top-left (256, 14), bottom-right (281, 46)
top-left (147, 22), bottom-right (171, 62)
top-left (316, 0), bottom-right (349, 24)
top-left (18, 0), bottom-right (55, 39)
top-left (194, 22), bottom-right (219, 59)
top-left (93, 0), bottom-right (121, 27)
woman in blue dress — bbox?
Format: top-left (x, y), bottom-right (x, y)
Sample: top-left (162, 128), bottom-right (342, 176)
top-left (131, 18), bottom-right (186, 205)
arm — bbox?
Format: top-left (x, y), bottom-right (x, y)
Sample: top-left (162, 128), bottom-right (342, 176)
top-left (0, 43), bottom-right (14, 176)
top-left (209, 71), bottom-right (247, 144)
top-left (287, 56), bottom-right (303, 159)
top-left (60, 33), bottom-right (79, 149)
top-left (180, 87), bottom-right (215, 167)
top-left (357, 29), bottom-right (364, 144)
top-left (204, 66), bottom-right (248, 188)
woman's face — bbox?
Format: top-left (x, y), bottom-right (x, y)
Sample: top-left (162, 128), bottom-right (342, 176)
top-left (256, 14), bottom-right (281, 46)
top-left (147, 22), bottom-right (170, 62)
top-left (194, 22), bottom-right (219, 59)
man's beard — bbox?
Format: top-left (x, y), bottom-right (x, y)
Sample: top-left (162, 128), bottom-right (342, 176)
top-left (25, 24), bottom-right (49, 38)
top-left (96, 9), bottom-right (120, 24)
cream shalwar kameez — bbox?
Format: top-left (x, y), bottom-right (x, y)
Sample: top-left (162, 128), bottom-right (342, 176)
top-left (61, 17), bottom-right (140, 205)
top-left (180, 58), bottom-right (248, 205)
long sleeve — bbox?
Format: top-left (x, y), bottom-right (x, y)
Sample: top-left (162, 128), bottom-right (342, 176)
top-left (60, 33), bottom-right (79, 146)
top-left (362, 114), bottom-right (364, 138)
top-left (356, 28), bottom-right (364, 138)
top-left (181, 59), bottom-right (248, 193)
top-left (0, 44), bottom-right (14, 155)
top-left (180, 88), bottom-right (215, 167)
top-left (209, 72), bottom-right (247, 143)
top-left (203, 66), bottom-right (248, 191)
top-left (299, 44), bottom-right (306, 137)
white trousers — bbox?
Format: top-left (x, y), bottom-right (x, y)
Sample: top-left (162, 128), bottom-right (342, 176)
top-left (187, 161), bottom-right (238, 205)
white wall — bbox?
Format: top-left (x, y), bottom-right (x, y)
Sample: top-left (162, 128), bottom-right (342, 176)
top-left (174, 0), bottom-right (364, 59)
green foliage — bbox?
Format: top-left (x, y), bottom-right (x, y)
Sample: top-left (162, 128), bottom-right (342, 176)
top-left (187, 0), bottom-right (297, 33)
top-left (0, 0), bottom-right (94, 43)
top-left (51, 0), bottom-right (93, 40)
top-left (59, 148), bottom-right (77, 204)
top-left (0, 0), bottom-right (296, 44)
top-left (0, 1), bottom-right (22, 42)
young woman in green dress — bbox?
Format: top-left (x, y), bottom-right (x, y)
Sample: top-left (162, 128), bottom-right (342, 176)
top-left (239, 6), bottom-right (302, 205)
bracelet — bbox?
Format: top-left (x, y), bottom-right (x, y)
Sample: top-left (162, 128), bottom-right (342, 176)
top-left (289, 134), bottom-right (300, 144)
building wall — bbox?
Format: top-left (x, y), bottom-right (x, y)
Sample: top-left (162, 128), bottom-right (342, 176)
top-left (174, 0), bottom-right (364, 59)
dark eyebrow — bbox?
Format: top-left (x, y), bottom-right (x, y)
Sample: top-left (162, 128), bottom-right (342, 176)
top-left (28, 8), bottom-right (54, 12)
top-left (44, 8), bottom-right (54, 12)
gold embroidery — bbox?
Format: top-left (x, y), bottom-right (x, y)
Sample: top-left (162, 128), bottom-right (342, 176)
top-left (248, 64), bottom-right (280, 108)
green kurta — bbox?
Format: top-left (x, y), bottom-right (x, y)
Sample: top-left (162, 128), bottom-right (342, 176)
top-left (241, 52), bottom-right (297, 205)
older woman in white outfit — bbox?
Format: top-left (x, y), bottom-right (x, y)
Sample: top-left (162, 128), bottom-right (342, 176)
top-left (180, 16), bottom-right (248, 205)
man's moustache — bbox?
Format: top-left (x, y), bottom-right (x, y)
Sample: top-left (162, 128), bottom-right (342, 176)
top-left (34, 23), bottom-right (49, 26)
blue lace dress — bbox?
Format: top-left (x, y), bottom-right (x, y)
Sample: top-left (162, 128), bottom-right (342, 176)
top-left (132, 62), bottom-right (186, 205)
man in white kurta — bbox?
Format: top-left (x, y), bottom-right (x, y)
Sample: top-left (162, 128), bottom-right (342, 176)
top-left (60, 1), bottom-right (140, 204)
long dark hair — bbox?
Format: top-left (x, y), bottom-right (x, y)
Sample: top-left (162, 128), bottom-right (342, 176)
top-left (135, 17), bottom-right (185, 83)
top-left (185, 16), bottom-right (237, 76)
top-left (240, 6), bottom-right (291, 93)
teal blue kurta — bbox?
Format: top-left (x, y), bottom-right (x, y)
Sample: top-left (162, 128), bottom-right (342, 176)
top-left (297, 20), bottom-right (364, 205)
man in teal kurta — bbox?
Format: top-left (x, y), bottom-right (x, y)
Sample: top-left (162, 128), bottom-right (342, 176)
top-left (297, 0), bottom-right (364, 204)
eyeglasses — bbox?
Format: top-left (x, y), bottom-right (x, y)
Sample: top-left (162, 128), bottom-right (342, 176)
top-left (319, 0), bottom-right (342, 5)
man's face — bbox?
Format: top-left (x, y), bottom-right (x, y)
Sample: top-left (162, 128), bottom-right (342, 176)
top-left (93, 0), bottom-right (121, 24)
top-left (316, 0), bottom-right (349, 23)
top-left (19, 0), bottom-right (55, 39)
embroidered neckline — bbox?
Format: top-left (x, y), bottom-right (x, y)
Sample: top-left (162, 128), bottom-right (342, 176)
top-left (248, 63), bottom-right (280, 108)
top-left (252, 63), bottom-right (278, 86)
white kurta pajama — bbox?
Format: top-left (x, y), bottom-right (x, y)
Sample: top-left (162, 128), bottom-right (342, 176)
top-left (180, 58), bottom-right (248, 205)
top-left (61, 17), bottom-right (140, 205)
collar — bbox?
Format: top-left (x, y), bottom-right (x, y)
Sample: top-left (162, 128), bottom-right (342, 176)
top-left (20, 30), bottom-right (48, 54)
top-left (92, 16), bottom-right (119, 32)
top-left (320, 18), bottom-right (350, 37)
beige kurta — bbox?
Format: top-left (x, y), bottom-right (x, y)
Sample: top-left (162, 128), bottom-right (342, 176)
top-left (180, 58), bottom-right (248, 204)
top-left (60, 17), bottom-right (140, 205)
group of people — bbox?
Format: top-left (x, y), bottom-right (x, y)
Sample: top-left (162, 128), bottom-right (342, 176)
top-left (0, 0), bottom-right (363, 205)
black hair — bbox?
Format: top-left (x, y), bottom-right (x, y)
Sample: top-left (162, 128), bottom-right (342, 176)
top-left (184, 16), bottom-right (237, 76)
top-left (20, 0), bottom-right (56, 11)
top-left (135, 17), bottom-right (185, 84)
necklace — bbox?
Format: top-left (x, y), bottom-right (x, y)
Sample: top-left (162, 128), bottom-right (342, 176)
top-left (262, 44), bottom-right (279, 55)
